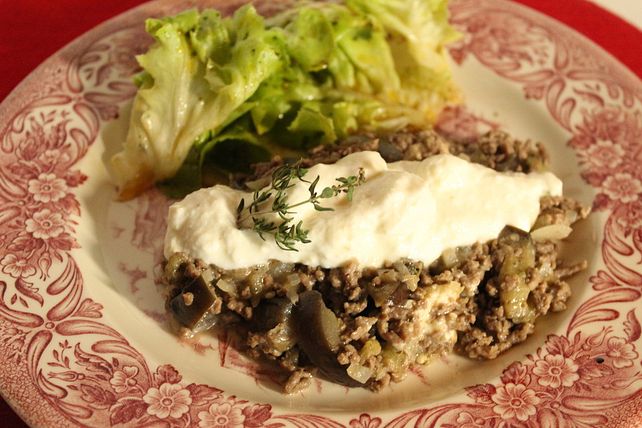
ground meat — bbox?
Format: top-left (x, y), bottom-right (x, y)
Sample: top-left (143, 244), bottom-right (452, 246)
top-left (164, 129), bottom-right (589, 392)
top-left (555, 260), bottom-right (588, 280)
top-left (536, 195), bottom-right (591, 228)
top-left (240, 129), bottom-right (547, 186)
top-left (284, 369), bottom-right (312, 394)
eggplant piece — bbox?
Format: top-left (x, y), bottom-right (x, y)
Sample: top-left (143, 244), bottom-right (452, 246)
top-left (366, 281), bottom-right (399, 307)
top-left (526, 154), bottom-right (546, 172)
top-left (377, 139), bottom-right (404, 162)
top-left (251, 298), bottom-right (293, 332)
top-left (500, 276), bottom-right (535, 323)
top-left (169, 275), bottom-right (218, 334)
top-left (293, 290), bottom-right (362, 386)
top-left (365, 268), bottom-right (408, 307)
top-left (430, 247), bottom-right (472, 274)
top-left (381, 343), bottom-right (408, 373)
top-left (497, 226), bottom-right (537, 323)
top-left (498, 226), bottom-right (535, 279)
top-left (359, 338), bottom-right (382, 361)
top-left (164, 252), bottom-right (189, 283)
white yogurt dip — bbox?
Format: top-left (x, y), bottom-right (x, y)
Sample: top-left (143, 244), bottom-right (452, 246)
top-left (164, 151), bottom-right (562, 269)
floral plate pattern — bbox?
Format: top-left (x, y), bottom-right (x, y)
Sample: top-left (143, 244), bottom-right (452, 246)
top-left (0, 0), bottom-right (641, 426)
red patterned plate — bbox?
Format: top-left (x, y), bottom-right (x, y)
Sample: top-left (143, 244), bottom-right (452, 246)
top-left (1, 0), bottom-right (641, 426)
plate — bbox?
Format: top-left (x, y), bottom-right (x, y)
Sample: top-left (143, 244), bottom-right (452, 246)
top-left (1, 0), bottom-right (641, 426)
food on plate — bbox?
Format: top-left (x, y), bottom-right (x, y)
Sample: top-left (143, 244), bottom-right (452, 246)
top-left (107, 0), bottom-right (588, 395)
top-left (110, 0), bottom-right (460, 199)
top-left (161, 129), bottom-right (589, 392)
top-left (165, 149), bottom-right (560, 268)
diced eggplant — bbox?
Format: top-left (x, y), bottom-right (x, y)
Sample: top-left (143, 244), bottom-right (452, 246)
top-left (526, 154), bottom-right (546, 172)
top-left (430, 247), bottom-right (471, 274)
top-left (392, 260), bottom-right (421, 292)
top-left (365, 265), bottom-right (416, 307)
top-left (164, 252), bottom-right (189, 282)
top-left (169, 275), bottom-right (218, 333)
top-left (381, 343), bottom-right (408, 373)
top-left (251, 298), bottom-right (293, 332)
top-left (293, 290), bottom-right (362, 386)
top-left (377, 139), bottom-right (404, 162)
top-left (359, 338), bottom-right (382, 361)
top-left (497, 226), bottom-right (537, 323)
top-left (495, 156), bottom-right (522, 172)
top-left (498, 226), bottom-right (535, 279)
top-left (500, 276), bottom-right (535, 323)
top-left (366, 281), bottom-right (399, 307)
top-left (247, 266), bottom-right (269, 298)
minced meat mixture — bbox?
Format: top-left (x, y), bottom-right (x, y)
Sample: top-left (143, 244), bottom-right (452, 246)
top-left (162, 129), bottom-right (589, 393)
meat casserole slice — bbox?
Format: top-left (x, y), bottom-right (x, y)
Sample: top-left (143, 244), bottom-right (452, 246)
top-left (162, 130), bottom-right (589, 392)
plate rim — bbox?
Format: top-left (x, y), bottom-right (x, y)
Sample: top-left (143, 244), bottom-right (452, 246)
top-left (0, 0), bottom-right (641, 426)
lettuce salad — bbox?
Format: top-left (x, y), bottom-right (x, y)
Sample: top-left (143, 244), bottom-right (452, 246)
top-left (111, 0), bottom-right (460, 199)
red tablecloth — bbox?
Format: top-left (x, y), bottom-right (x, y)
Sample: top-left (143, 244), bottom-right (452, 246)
top-left (0, 0), bottom-right (640, 426)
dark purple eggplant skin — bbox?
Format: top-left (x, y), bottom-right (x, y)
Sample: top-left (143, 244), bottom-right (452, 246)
top-left (377, 138), bottom-right (404, 162)
top-left (293, 290), bottom-right (362, 387)
top-left (250, 298), bottom-right (293, 332)
top-left (169, 276), bottom-right (216, 330)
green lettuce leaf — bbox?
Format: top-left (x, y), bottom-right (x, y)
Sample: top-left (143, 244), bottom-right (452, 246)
top-left (111, 0), bottom-right (460, 199)
top-left (345, 0), bottom-right (461, 121)
top-left (111, 6), bottom-right (281, 198)
top-left (158, 118), bottom-right (270, 198)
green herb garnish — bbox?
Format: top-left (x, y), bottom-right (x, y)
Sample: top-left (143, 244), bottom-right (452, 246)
top-left (236, 163), bottom-right (366, 251)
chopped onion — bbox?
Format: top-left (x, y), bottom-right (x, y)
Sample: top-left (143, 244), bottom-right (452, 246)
top-left (440, 248), bottom-right (458, 268)
top-left (269, 262), bottom-right (295, 277)
top-left (347, 362), bottom-right (372, 384)
top-left (531, 224), bottom-right (572, 241)
top-left (402, 274), bottom-right (419, 292)
top-left (215, 279), bottom-right (237, 296)
top-left (200, 268), bottom-right (214, 284)
top-left (245, 177), bottom-right (271, 190)
top-left (285, 283), bottom-right (299, 303)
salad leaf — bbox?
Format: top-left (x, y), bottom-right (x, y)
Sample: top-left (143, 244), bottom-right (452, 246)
top-left (111, 0), bottom-right (460, 199)
top-left (111, 6), bottom-right (281, 199)
top-left (346, 0), bottom-right (461, 119)
top-left (285, 8), bottom-right (335, 72)
top-left (281, 103), bottom-right (337, 149)
top-left (158, 119), bottom-right (270, 198)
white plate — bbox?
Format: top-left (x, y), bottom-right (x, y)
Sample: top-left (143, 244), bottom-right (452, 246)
top-left (1, 0), bottom-right (641, 426)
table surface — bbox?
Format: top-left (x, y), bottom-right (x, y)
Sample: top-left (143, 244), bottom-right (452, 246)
top-left (0, 0), bottom-right (640, 426)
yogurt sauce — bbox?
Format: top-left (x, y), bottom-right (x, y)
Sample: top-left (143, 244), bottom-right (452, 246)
top-left (164, 151), bottom-right (562, 269)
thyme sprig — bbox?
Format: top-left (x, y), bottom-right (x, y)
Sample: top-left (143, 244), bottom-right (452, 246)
top-left (236, 162), bottom-right (366, 251)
